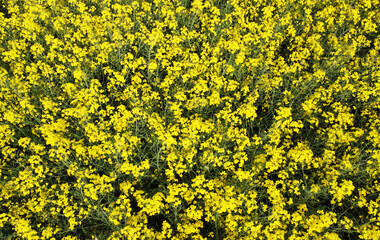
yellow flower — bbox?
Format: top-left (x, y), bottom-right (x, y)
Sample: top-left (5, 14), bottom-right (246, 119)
top-left (30, 43), bottom-right (45, 58)
top-left (330, 179), bottom-right (355, 205)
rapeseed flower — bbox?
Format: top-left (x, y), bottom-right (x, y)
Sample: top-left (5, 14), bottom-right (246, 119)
top-left (1, 0), bottom-right (380, 239)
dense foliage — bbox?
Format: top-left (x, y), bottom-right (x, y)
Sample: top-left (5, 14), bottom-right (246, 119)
top-left (0, 0), bottom-right (380, 239)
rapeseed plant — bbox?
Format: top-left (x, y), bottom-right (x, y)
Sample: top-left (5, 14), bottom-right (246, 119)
top-left (1, 0), bottom-right (380, 239)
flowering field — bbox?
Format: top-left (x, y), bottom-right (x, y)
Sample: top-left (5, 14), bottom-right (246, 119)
top-left (0, 0), bottom-right (380, 239)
